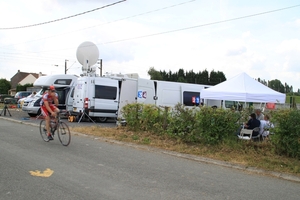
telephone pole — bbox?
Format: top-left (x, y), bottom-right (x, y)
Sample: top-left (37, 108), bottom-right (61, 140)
top-left (64, 59), bottom-right (68, 74)
top-left (98, 59), bottom-right (102, 77)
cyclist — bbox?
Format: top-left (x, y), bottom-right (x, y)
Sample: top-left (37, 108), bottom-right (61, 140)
top-left (40, 85), bottom-right (60, 140)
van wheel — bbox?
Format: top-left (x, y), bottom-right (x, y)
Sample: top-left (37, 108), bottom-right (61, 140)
top-left (97, 117), bottom-right (107, 123)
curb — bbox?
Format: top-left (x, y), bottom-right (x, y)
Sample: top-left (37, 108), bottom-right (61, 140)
top-left (1, 116), bottom-right (300, 183)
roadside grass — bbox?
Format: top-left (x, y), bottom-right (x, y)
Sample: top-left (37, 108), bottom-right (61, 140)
top-left (71, 126), bottom-right (300, 176)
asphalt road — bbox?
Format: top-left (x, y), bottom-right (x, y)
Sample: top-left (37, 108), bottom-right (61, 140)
top-left (1, 117), bottom-right (300, 199)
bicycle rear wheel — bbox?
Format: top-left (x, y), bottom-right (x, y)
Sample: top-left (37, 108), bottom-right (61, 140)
top-left (39, 120), bottom-right (49, 142)
top-left (57, 122), bottom-right (71, 146)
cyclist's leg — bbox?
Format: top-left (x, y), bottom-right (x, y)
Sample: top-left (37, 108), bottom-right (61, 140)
top-left (49, 105), bottom-right (60, 123)
top-left (41, 106), bottom-right (52, 138)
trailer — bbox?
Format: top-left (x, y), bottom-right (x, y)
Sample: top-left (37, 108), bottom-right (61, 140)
top-left (22, 74), bottom-right (77, 117)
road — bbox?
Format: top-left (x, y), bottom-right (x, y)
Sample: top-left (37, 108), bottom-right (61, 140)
top-left (0, 118), bottom-right (300, 199)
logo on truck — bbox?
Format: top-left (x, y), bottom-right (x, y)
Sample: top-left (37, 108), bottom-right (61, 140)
top-left (138, 91), bottom-right (147, 99)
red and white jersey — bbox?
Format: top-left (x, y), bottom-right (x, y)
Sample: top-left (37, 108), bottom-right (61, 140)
top-left (40, 92), bottom-right (58, 106)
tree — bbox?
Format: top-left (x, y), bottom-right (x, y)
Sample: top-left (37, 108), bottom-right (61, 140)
top-left (209, 70), bottom-right (226, 85)
top-left (268, 79), bottom-right (284, 93)
top-left (16, 83), bottom-right (33, 92)
top-left (147, 67), bottom-right (163, 80)
top-left (0, 78), bottom-right (11, 94)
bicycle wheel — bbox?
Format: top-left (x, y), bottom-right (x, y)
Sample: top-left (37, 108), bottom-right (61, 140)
top-left (39, 120), bottom-right (49, 142)
top-left (57, 122), bottom-right (71, 146)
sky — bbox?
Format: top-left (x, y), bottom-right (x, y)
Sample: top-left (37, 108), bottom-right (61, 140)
top-left (0, 0), bottom-right (300, 91)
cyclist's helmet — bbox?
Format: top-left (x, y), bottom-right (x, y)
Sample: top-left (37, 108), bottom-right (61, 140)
top-left (49, 85), bottom-right (56, 91)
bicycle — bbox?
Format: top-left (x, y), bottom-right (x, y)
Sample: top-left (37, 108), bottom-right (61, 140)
top-left (39, 110), bottom-right (71, 146)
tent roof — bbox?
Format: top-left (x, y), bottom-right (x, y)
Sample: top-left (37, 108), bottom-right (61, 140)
top-left (201, 72), bottom-right (286, 103)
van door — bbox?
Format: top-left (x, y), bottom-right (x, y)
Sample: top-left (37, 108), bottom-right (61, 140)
top-left (73, 78), bottom-right (87, 113)
top-left (137, 78), bottom-right (155, 104)
top-left (91, 78), bottom-right (119, 118)
top-left (118, 79), bottom-right (137, 119)
top-left (66, 87), bottom-right (74, 112)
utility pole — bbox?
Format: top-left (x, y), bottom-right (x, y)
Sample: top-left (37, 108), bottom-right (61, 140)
top-left (99, 59), bottom-right (102, 77)
top-left (64, 59), bottom-right (68, 74)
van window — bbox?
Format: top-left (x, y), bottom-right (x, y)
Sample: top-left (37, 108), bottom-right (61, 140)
top-left (54, 79), bottom-right (72, 85)
top-left (95, 85), bottom-right (117, 100)
top-left (183, 91), bottom-right (200, 106)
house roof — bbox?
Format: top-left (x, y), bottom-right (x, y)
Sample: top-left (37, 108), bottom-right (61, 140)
top-left (10, 70), bottom-right (41, 89)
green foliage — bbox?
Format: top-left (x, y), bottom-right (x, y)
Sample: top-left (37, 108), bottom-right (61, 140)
top-left (193, 107), bottom-right (240, 145)
top-left (122, 103), bottom-right (241, 145)
top-left (121, 103), bottom-right (165, 133)
top-left (166, 104), bottom-right (198, 141)
top-left (271, 109), bottom-right (300, 159)
top-left (16, 83), bottom-right (33, 92)
top-left (0, 78), bottom-right (11, 94)
top-left (122, 104), bottom-right (300, 158)
top-left (147, 67), bottom-right (226, 85)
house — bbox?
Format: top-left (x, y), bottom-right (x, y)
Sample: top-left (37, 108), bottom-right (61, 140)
top-left (9, 70), bottom-right (44, 95)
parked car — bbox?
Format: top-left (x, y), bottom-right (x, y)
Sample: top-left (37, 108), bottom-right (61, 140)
top-left (14, 91), bottom-right (32, 102)
top-left (17, 93), bottom-right (37, 107)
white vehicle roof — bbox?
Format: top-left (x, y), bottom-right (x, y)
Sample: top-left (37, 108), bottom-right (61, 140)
top-left (34, 74), bottom-right (78, 87)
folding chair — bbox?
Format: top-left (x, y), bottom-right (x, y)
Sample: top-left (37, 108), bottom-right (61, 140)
top-left (237, 127), bottom-right (261, 141)
top-left (237, 129), bottom-right (253, 140)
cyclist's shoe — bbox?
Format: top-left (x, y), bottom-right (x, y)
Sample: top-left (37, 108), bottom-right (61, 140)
top-left (47, 134), bottom-right (54, 140)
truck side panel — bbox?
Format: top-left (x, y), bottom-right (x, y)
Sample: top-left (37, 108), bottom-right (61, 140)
top-left (137, 78), bottom-right (155, 105)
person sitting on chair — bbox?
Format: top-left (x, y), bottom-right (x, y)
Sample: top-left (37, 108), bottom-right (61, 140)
top-left (40, 85), bottom-right (60, 140)
top-left (244, 113), bottom-right (261, 137)
top-left (255, 109), bottom-right (264, 120)
top-left (259, 114), bottom-right (274, 139)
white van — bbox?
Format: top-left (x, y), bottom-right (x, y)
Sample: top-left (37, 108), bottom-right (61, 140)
top-left (72, 74), bottom-right (222, 122)
top-left (73, 76), bottom-right (119, 120)
top-left (22, 74), bottom-right (77, 117)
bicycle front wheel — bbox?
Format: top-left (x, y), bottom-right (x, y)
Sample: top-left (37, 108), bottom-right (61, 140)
top-left (57, 122), bottom-right (71, 146)
top-left (39, 120), bottom-right (49, 142)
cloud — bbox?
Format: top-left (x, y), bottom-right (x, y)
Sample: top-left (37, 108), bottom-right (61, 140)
top-left (226, 45), bottom-right (247, 56)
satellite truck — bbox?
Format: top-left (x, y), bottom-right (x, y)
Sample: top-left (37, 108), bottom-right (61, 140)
top-left (72, 41), bottom-right (221, 123)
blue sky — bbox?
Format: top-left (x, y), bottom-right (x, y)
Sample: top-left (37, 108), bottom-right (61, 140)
top-left (0, 0), bottom-right (300, 91)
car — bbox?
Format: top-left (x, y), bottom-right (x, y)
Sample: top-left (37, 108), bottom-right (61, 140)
top-left (14, 91), bottom-right (32, 102)
top-left (18, 93), bottom-right (37, 107)
top-left (22, 89), bottom-right (44, 117)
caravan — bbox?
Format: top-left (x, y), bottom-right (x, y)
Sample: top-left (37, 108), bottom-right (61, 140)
top-left (22, 74), bottom-right (77, 117)
top-left (72, 74), bottom-right (221, 122)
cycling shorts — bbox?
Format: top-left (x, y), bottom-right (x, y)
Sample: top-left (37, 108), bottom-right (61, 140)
top-left (41, 105), bottom-right (58, 117)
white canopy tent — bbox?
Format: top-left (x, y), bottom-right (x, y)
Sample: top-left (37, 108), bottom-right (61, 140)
top-left (201, 72), bottom-right (286, 103)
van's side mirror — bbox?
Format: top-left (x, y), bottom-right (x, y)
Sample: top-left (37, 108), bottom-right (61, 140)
top-left (153, 96), bottom-right (158, 100)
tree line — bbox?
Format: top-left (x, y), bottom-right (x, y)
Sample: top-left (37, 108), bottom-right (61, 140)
top-left (147, 67), bottom-right (299, 95)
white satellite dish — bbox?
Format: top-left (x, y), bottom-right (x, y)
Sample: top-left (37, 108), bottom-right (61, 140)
top-left (76, 41), bottom-right (99, 69)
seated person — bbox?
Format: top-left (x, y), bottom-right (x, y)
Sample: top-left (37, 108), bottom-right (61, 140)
top-left (244, 113), bottom-right (261, 136)
top-left (259, 114), bottom-right (274, 138)
top-left (255, 108), bottom-right (264, 120)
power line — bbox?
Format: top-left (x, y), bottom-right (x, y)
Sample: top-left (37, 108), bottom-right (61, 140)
top-left (29, 3), bottom-right (300, 53)
top-left (0, 0), bottom-right (126, 30)
top-left (0, 0), bottom-right (195, 48)
top-left (99, 4), bottom-right (300, 45)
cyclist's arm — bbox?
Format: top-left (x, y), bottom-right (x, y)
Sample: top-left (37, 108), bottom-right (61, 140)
top-left (54, 96), bottom-right (59, 107)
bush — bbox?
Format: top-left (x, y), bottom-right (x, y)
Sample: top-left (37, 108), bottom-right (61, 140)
top-left (271, 109), bottom-right (300, 159)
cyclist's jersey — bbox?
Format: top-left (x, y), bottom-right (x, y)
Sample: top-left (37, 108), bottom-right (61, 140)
top-left (40, 92), bottom-right (58, 106)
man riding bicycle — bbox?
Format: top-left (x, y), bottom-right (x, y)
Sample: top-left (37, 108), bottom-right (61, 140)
top-left (40, 85), bottom-right (60, 140)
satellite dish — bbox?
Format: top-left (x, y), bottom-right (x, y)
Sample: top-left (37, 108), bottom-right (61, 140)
top-left (76, 41), bottom-right (99, 66)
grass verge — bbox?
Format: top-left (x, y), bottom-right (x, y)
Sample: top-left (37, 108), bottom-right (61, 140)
top-left (71, 126), bottom-right (300, 176)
